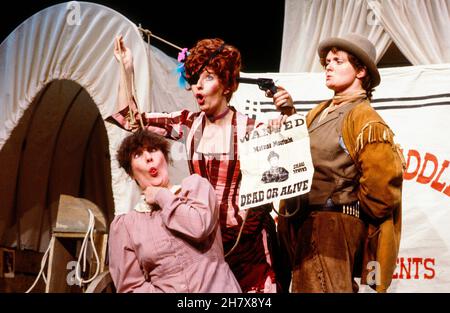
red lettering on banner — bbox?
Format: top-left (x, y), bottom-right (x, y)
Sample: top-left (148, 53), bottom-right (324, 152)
top-left (412, 257), bottom-right (422, 279)
top-left (444, 184), bottom-right (450, 197)
top-left (424, 258), bottom-right (436, 279)
top-left (404, 149), bottom-right (421, 180)
top-left (392, 257), bottom-right (436, 280)
top-left (431, 160), bottom-right (449, 192)
top-left (417, 153), bottom-right (438, 184)
top-left (403, 149), bottom-right (449, 198)
top-left (400, 257), bottom-right (411, 279)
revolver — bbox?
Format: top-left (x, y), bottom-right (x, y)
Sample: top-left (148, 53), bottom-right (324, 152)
top-left (238, 77), bottom-right (278, 96)
top-left (238, 77), bottom-right (291, 108)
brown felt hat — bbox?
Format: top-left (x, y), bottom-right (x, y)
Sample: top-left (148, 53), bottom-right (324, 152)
top-left (318, 33), bottom-right (380, 87)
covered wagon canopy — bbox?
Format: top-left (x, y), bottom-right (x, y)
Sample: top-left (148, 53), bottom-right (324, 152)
top-left (0, 1), bottom-right (196, 252)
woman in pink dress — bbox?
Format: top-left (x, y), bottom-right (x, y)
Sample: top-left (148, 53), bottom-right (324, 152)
top-left (108, 37), bottom-right (293, 292)
top-left (109, 129), bottom-right (241, 292)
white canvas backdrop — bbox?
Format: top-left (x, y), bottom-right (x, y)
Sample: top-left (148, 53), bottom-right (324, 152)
top-left (280, 0), bottom-right (450, 72)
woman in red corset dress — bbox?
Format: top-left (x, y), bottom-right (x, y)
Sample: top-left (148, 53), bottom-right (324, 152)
top-left (107, 37), bottom-right (292, 292)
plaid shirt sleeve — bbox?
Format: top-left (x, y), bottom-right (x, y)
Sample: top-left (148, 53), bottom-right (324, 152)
top-left (106, 106), bottom-right (197, 141)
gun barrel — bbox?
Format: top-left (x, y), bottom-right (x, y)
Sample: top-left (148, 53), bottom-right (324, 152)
top-left (238, 77), bottom-right (278, 95)
top-left (238, 77), bottom-right (260, 84)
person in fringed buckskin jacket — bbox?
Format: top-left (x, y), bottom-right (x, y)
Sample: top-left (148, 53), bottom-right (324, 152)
top-left (271, 33), bottom-right (405, 293)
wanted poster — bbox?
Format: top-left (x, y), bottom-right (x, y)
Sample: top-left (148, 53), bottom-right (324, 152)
top-left (239, 114), bottom-right (314, 210)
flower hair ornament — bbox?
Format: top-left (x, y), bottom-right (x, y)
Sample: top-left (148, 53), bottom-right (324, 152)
top-left (176, 48), bottom-right (190, 89)
top-left (175, 43), bottom-right (226, 89)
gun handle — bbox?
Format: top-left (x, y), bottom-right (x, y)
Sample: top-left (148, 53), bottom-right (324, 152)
top-left (269, 84), bottom-right (278, 96)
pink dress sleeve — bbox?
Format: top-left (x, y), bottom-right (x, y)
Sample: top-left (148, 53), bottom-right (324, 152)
top-left (155, 174), bottom-right (219, 243)
top-left (108, 214), bottom-right (158, 293)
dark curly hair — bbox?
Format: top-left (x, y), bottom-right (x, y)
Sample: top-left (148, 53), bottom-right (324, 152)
top-left (117, 129), bottom-right (171, 177)
top-left (184, 38), bottom-right (241, 102)
top-left (320, 47), bottom-right (375, 100)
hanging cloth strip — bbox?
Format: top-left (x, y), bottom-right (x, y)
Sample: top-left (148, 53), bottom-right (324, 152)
top-left (117, 26), bottom-right (186, 129)
top-left (116, 36), bottom-right (145, 129)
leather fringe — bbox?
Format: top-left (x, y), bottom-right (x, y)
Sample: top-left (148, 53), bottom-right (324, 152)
top-left (355, 121), bottom-right (395, 155)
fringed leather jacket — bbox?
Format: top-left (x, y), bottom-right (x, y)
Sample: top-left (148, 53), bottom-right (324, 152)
top-left (306, 99), bottom-right (404, 292)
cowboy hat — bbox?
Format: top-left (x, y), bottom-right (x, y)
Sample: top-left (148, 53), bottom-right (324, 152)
top-left (318, 33), bottom-right (380, 87)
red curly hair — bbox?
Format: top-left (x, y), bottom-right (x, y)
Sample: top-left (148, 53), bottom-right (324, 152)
top-left (184, 38), bottom-right (241, 102)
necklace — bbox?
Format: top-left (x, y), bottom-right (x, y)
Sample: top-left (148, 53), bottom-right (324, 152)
top-left (207, 107), bottom-right (230, 123)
